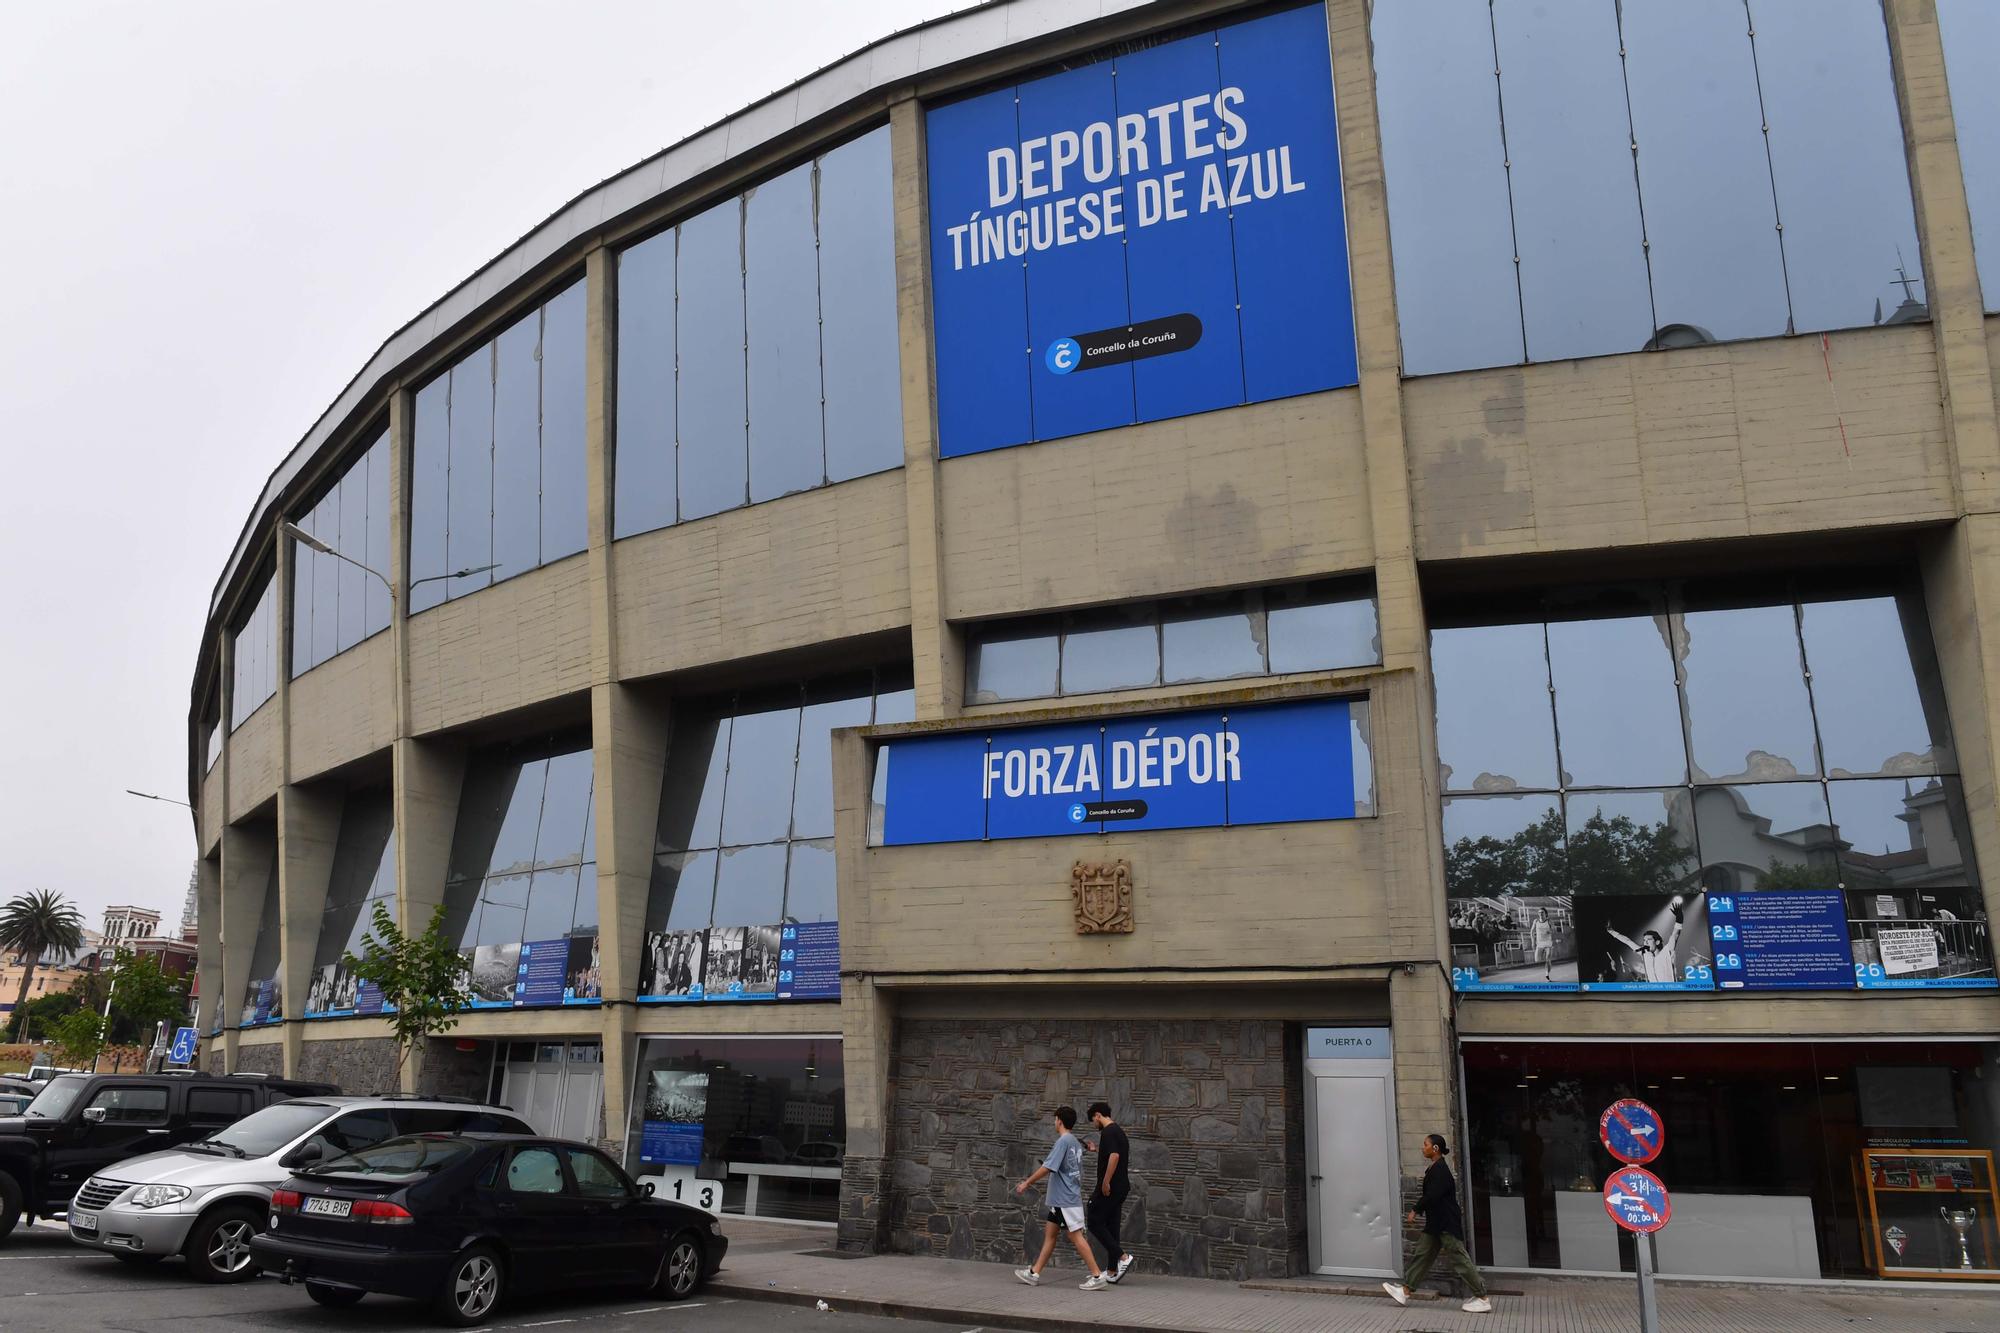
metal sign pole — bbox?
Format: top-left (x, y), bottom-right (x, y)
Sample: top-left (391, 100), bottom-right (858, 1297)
top-left (1635, 1231), bottom-right (1661, 1333)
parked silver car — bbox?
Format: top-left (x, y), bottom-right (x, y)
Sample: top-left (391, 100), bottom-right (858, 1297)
top-left (67, 1096), bottom-right (531, 1281)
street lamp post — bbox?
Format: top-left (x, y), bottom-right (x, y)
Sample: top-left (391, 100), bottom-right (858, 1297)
top-left (279, 521), bottom-right (497, 603)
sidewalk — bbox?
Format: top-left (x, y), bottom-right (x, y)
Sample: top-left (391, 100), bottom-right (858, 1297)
top-left (714, 1220), bottom-right (2000, 1333)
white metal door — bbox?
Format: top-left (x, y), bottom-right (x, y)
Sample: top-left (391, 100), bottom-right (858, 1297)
top-left (1304, 1027), bottom-right (1400, 1277)
top-left (499, 1042), bottom-right (603, 1139)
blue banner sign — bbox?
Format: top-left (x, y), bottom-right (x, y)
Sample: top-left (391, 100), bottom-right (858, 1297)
top-left (1708, 892), bottom-right (1851, 991)
top-left (876, 698), bottom-right (1359, 846)
top-left (926, 3), bottom-right (1356, 458)
top-left (778, 922), bottom-right (840, 1001)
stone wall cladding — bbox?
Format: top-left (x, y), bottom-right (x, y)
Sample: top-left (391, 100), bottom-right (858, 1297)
top-left (839, 1154), bottom-right (890, 1254)
top-left (885, 1017), bottom-right (1304, 1281)
top-left (419, 1038), bottom-right (492, 1102)
top-left (234, 1042), bottom-right (283, 1076)
top-left (295, 1035), bottom-right (401, 1095)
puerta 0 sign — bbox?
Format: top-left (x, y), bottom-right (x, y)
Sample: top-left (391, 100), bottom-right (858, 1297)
top-left (925, 3), bottom-right (1358, 459)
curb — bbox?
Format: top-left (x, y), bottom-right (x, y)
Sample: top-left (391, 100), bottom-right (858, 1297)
top-left (710, 1277), bottom-right (1215, 1333)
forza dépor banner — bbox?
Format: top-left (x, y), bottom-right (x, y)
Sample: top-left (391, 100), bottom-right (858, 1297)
top-left (926, 3), bottom-right (1357, 458)
top-left (874, 698), bottom-right (1360, 845)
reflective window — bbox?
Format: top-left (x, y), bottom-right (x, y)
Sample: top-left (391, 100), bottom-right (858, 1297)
top-left (442, 736), bottom-right (599, 1009)
top-left (1444, 792), bottom-right (1566, 900)
top-left (292, 431), bottom-right (393, 676)
top-left (1547, 601), bottom-right (1685, 788)
top-left (304, 788), bottom-right (396, 1019)
top-left (1566, 789), bottom-right (1699, 893)
top-left (238, 857), bottom-right (282, 1026)
top-left (1373, 0), bottom-right (1926, 373)
top-left (1939, 0), bottom-right (2000, 312)
top-left (1693, 780), bottom-right (1837, 892)
top-left (1371, 0), bottom-right (1522, 374)
top-left (408, 278), bottom-right (588, 612)
top-left (203, 696), bottom-right (222, 772)
top-left (1677, 601), bottom-right (1818, 782)
top-left (967, 581), bottom-right (1379, 704)
top-left (1801, 593), bottom-right (1951, 777)
top-left (613, 126), bottom-right (902, 539)
top-left (229, 572), bottom-right (277, 729)
top-left (1432, 622), bottom-right (1556, 793)
top-left (1829, 776), bottom-right (1977, 889)
top-left (640, 669), bottom-right (907, 1001)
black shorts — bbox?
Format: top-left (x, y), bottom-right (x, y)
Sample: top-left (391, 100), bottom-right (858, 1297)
top-left (1045, 1205), bottom-right (1085, 1231)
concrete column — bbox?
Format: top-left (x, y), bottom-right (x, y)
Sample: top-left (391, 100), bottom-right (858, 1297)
top-left (392, 736), bottom-right (466, 1091)
top-left (387, 386), bottom-right (416, 741)
top-left (583, 245), bottom-right (618, 680)
top-left (218, 822), bottom-right (276, 1074)
top-left (193, 855), bottom-right (223, 1044)
top-left (889, 97), bottom-right (961, 722)
top-left (835, 975), bottom-right (896, 1254)
top-left (591, 683), bottom-right (670, 1008)
top-left (276, 782), bottom-right (343, 1077)
top-left (1388, 965), bottom-right (1458, 1273)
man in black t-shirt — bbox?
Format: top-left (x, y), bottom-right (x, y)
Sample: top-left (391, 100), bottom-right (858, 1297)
top-left (1084, 1101), bottom-right (1135, 1283)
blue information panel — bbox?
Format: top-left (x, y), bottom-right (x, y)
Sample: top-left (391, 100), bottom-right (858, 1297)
top-left (778, 922), bottom-right (841, 1001)
top-left (925, 3), bottom-right (1357, 458)
top-left (876, 698), bottom-right (1359, 846)
top-left (640, 1120), bottom-right (704, 1167)
top-left (1708, 892), bottom-right (1851, 991)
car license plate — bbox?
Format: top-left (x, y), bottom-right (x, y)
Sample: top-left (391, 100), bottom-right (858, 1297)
top-left (301, 1197), bottom-right (352, 1217)
top-left (70, 1212), bottom-right (97, 1232)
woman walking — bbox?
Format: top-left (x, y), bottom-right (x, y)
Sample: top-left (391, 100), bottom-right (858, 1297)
top-left (1382, 1133), bottom-right (1492, 1314)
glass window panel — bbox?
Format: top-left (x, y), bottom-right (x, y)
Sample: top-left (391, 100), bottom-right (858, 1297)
top-left (657, 713), bottom-right (731, 853)
top-left (534, 749), bottom-right (594, 867)
top-left (819, 126), bottom-right (904, 481)
top-left (1547, 605), bottom-right (1685, 787)
top-left (1267, 586), bottom-right (1380, 673)
top-left (447, 345), bottom-right (495, 599)
top-left (1564, 789), bottom-right (1699, 895)
top-left (579, 782), bottom-right (597, 866)
top-left (365, 433), bottom-right (391, 635)
top-left (614, 232), bottom-right (678, 538)
top-left (314, 790), bottom-right (395, 970)
top-left (712, 842), bottom-right (787, 927)
top-left (1801, 594), bottom-right (1951, 777)
top-left (1677, 603), bottom-right (1818, 782)
top-left (676, 199), bottom-right (749, 521)
top-left (1830, 776), bottom-right (1975, 888)
top-left (1939, 0), bottom-right (2000, 312)
top-left (570, 863), bottom-right (599, 935)
top-left (720, 700), bottom-right (802, 846)
top-left (337, 457), bottom-right (368, 652)
top-left (1692, 781), bottom-right (1837, 893)
top-left (1060, 605), bottom-right (1160, 695)
top-left (312, 489), bottom-right (340, 667)
top-left (541, 280), bottom-right (588, 561)
top-left (746, 161), bottom-right (825, 503)
top-left (649, 850), bottom-right (718, 933)
top-left (1753, 0), bottom-right (1926, 333)
top-left (451, 758), bottom-right (548, 884)
top-left (523, 865), bottom-right (583, 944)
top-left (1442, 793), bottom-right (1567, 899)
top-left (410, 377), bottom-right (450, 613)
top-left (967, 620), bottom-right (1059, 703)
top-left (1432, 622), bottom-right (1557, 792)
top-left (1492, 0), bottom-right (1653, 361)
top-left (1162, 593), bottom-right (1266, 684)
top-left (492, 310), bottom-right (542, 584)
top-left (290, 509), bottom-right (317, 677)
top-left (1371, 0), bottom-right (1524, 374)
top-left (474, 883), bottom-right (528, 948)
top-left (1620, 0), bottom-right (1788, 344)
top-left (793, 689), bottom-right (874, 842)
top-left (785, 840), bottom-right (836, 923)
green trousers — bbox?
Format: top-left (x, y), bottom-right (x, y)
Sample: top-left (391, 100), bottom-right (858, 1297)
top-left (1403, 1231), bottom-right (1487, 1297)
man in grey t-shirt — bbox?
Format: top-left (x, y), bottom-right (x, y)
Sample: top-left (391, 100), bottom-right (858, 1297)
top-left (1013, 1105), bottom-right (1108, 1290)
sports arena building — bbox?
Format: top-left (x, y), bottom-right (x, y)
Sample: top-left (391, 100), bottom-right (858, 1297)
top-left (190, 0), bottom-right (2000, 1285)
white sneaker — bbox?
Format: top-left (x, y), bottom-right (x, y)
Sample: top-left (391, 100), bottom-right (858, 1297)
top-left (1462, 1296), bottom-right (1493, 1313)
top-left (1115, 1253), bottom-right (1135, 1282)
top-left (1014, 1268), bottom-right (1039, 1286)
top-left (1080, 1273), bottom-right (1109, 1291)
top-left (1382, 1281), bottom-right (1410, 1306)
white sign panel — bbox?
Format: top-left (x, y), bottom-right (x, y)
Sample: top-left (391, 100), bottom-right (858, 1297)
top-left (1877, 928), bottom-right (1940, 976)
top-left (1306, 1027), bottom-right (1391, 1060)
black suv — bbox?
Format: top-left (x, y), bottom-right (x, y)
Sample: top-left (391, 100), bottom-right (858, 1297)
top-left (0, 1071), bottom-right (335, 1235)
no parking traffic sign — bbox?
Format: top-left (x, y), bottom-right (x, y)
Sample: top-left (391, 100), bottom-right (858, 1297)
top-left (1603, 1166), bottom-right (1672, 1234)
top-left (1598, 1097), bottom-right (1665, 1165)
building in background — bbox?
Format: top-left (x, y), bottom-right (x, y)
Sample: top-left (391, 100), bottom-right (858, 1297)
top-left (186, 0), bottom-right (2000, 1287)
top-left (0, 930), bottom-right (104, 1014)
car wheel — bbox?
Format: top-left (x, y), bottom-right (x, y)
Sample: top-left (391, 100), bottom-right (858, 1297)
top-left (112, 1251), bottom-right (165, 1265)
top-left (0, 1174), bottom-right (20, 1241)
top-left (433, 1244), bottom-right (504, 1326)
top-left (183, 1204), bottom-right (261, 1283)
top-left (656, 1231), bottom-right (704, 1301)
top-left (305, 1281), bottom-right (365, 1308)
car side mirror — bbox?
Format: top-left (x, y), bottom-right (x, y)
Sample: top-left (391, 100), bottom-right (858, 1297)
top-left (642, 1180), bottom-right (657, 1198)
top-left (285, 1141), bottom-right (326, 1168)
top-left (82, 1107), bottom-right (107, 1124)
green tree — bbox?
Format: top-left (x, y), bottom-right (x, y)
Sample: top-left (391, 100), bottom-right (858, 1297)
top-left (0, 890), bottom-right (85, 1042)
top-left (101, 951), bottom-right (190, 1054)
top-left (48, 1007), bottom-right (106, 1069)
top-left (3, 990), bottom-right (81, 1043)
top-left (342, 902), bottom-right (470, 1086)
top-left (1445, 807), bottom-right (1697, 898)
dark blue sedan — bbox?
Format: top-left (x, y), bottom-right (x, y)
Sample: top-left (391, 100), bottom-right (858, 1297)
top-left (248, 1133), bottom-right (726, 1326)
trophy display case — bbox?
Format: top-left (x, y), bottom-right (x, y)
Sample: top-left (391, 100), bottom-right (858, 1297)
top-left (1859, 1148), bottom-right (1998, 1279)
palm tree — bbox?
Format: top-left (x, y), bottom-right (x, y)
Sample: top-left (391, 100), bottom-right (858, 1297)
top-left (0, 891), bottom-right (85, 1042)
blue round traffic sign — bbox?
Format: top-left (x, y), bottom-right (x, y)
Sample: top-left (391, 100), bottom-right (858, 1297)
top-left (1599, 1097), bottom-right (1665, 1165)
top-left (1603, 1166), bottom-right (1672, 1234)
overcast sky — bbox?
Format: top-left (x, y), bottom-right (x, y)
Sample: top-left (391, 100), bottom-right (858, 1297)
top-left (0, 0), bottom-right (963, 934)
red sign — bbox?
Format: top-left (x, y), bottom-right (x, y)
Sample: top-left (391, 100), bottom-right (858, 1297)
top-left (1603, 1166), bottom-right (1672, 1234)
top-left (1598, 1097), bottom-right (1665, 1165)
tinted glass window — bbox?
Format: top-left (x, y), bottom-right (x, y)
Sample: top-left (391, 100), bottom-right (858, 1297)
top-left (319, 1135), bottom-right (477, 1178)
top-left (1800, 594), bottom-right (1950, 777)
top-left (1432, 622), bottom-right (1556, 793)
top-left (1266, 585), bottom-right (1379, 675)
top-left (1677, 602), bottom-right (1818, 782)
top-left (614, 231), bottom-right (677, 538)
top-left (186, 1088), bottom-right (252, 1122)
top-left (86, 1086), bottom-right (168, 1123)
top-left (410, 378), bottom-right (450, 613)
top-left (819, 126), bottom-right (904, 482)
top-left (675, 198), bottom-right (749, 522)
top-left (1546, 606), bottom-right (1684, 788)
top-left (1939, 0), bottom-right (2000, 312)
top-left (565, 1148), bottom-right (631, 1200)
top-left (1060, 606), bottom-right (1159, 696)
top-left (1162, 594), bottom-right (1265, 685)
top-left (540, 281), bottom-right (589, 562)
top-left (746, 160), bottom-right (825, 503)
top-left (967, 621), bottom-right (1060, 704)
top-left (229, 574), bottom-right (277, 729)
top-left (447, 345), bottom-right (495, 597)
top-left (207, 1100), bottom-right (336, 1155)
top-left (506, 1146), bottom-right (567, 1194)
top-left (492, 311), bottom-right (542, 583)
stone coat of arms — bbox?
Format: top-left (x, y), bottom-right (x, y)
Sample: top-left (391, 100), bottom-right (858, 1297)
top-left (1071, 860), bottom-right (1134, 934)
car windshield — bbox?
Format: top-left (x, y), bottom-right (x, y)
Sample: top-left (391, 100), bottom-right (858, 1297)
top-left (204, 1101), bottom-right (338, 1157)
top-left (25, 1075), bottom-right (88, 1120)
top-left (309, 1135), bottom-right (475, 1179)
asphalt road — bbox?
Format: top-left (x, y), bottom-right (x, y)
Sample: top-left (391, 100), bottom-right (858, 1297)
top-left (0, 1221), bottom-right (972, 1333)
